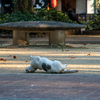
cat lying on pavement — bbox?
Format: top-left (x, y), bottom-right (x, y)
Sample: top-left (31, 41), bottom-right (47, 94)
top-left (25, 55), bottom-right (78, 73)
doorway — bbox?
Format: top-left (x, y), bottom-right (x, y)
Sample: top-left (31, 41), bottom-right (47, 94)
top-left (62, 0), bottom-right (76, 13)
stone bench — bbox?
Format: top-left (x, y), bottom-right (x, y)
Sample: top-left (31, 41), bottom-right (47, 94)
top-left (0, 21), bottom-right (86, 46)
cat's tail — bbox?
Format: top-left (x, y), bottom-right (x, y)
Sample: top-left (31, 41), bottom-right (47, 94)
top-left (63, 69), bottom-right (78, 73)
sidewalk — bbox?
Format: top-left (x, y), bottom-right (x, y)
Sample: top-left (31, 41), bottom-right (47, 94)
top-left (0, 37), bottom-right (100, 100)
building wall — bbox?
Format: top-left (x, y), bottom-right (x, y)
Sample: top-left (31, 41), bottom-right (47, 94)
top-left (76, 0), bottom-right (86, 14)
top-left (87, 0), bottom-right (94, 14)
top-left (62, 0), bottom-right (76, 12)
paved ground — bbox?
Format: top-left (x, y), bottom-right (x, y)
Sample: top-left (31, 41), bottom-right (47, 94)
top-left (0, 74), bottom-right (100, 100)
top-left (0, 37), bottom-right (100, 100)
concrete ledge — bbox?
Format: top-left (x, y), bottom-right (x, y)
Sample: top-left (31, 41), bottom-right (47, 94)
top-left (0, 21), bottom-right (86, 46)
top-left (0, 21), bottom-right (86, 31)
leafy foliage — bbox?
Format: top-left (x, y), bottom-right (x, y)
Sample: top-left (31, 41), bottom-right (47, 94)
top-left (86, 0), bottom-right (100, 30)
top-left (93, 0), bottom-right (100, 11)
top-left (0, 8), bottom-right (73, 24)
top-left (86, 12), bottom-right (100, 30)
top-left (88, 14), bottom-right (100, 30)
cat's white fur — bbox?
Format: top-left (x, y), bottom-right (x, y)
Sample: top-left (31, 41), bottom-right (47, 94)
top-left (25, 55), bottom-right (78, 73)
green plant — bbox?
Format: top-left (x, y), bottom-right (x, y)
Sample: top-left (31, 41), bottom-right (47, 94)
top-left (86, 14), bottom-right (100, 30)
top-left (0, 8), bottom-right (73, 24)
top-left (86, 0), bottom-right (100, 30)
top-left (94, 0), bottom-right (100, 11)
top-left (34, 8), bottom-right (72, 22)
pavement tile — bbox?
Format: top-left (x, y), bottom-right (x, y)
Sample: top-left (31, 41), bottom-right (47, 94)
top-left (0, 74), bottom-right (100, 100)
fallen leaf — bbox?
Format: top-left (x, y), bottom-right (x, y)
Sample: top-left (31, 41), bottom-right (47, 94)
top-left (0, 58), bottom-right (4, 60)
top-left (25, 61), bottom-right (28, 62)
top-left (26, 49), bottom-right (29, 51)
top-left (0, 58), bottom-right (7, 61)
top-left (80, 47), bottom-right (83, 48)
top-left (13, 56), bottom-right (17, 59)
top-left (8, 55), bottom-right (11, 57)
top-left (70, 57), bottom-right (76, 59)
top-left (66, 50), bottom-right (69, 51)
top-left (3, 60), bottom-right (7, 61)
top-left (87, 54), bottom-right (91, 56)
top-left (84, 43), bottom-right (90, 45)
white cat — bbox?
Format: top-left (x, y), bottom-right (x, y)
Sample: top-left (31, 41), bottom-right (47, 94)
top-left (25, 55), bottom-right (78, 73)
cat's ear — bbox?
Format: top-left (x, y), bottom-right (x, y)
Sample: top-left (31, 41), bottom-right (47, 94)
top-left (29, 55), bottom-right (33, 59)
top-left (29, 55), bottom-right (38, 60)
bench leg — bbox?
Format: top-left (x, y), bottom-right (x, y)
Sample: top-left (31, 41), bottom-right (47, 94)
top-left (13, 30), bottom-right (29, 46)
top-left (49, 30), bottom-right (65, 46)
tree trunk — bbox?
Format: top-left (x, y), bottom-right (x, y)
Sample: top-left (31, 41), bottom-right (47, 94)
top-left (27, 0), bottom-right (34, 13)
top-left (14, 0), bottom-right (34, 13)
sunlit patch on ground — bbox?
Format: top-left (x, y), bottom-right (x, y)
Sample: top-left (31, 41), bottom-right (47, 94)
top-left (0, 44), bottom-right (100, 75)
